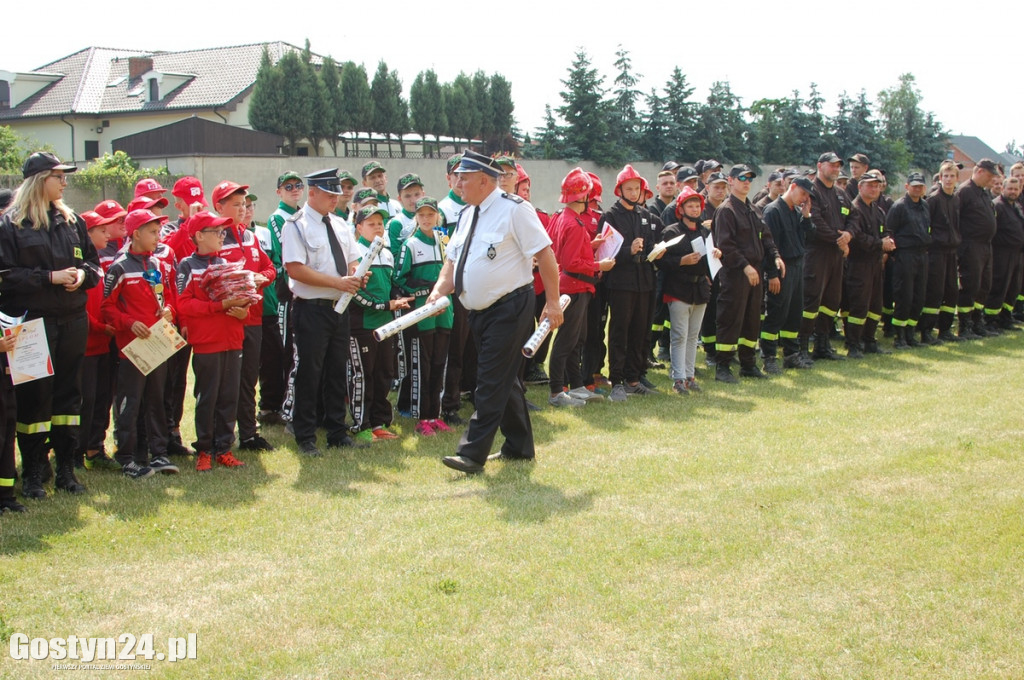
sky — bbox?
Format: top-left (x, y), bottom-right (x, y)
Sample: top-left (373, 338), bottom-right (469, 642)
top-left (5, 2), bottom-right (1023, 157)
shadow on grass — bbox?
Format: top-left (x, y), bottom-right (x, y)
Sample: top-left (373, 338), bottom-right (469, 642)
top-left (0, 484), bottom-right (88, 555)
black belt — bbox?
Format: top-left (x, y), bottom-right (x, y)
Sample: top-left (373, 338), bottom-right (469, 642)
top-left (487, 283), bottom-right (532, 309)
top-left (295, 297), bottom-right (338, 308)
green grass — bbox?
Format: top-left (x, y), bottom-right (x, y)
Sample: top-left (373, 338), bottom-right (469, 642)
top-left (2, 336), bottom-right (1023, 679)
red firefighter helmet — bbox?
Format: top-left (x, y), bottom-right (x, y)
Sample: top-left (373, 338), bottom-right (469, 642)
top-left (515, 163), bottom-right (529, 187)
top-left (674, 185), bottom-right (706, 220)
top-left (587, 172), bottom-right (603, 203)
top-left (614, 164), bottom-right (644, 197)
top-left (559, 167), bottom-right (593, 204)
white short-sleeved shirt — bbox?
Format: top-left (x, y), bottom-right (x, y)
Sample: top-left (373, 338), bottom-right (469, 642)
top-left (282, 202), bottom-right (359, 301)
top-left (446, 187), bottom-right (552, 310)
top-left (438, 192), bottom-right (467, 229)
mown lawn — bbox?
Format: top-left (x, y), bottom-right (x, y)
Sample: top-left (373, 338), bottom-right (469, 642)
top-left (1, 335), bottom-right (1022, 679)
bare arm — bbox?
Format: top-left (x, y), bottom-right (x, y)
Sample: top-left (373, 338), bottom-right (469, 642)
top-left (535, 246), bottom-right (563, 329)
top-left (285, 262), bottom-right (361, 294)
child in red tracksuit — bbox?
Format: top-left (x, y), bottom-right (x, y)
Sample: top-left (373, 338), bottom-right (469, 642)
top-left (210, 181), bottom-right (275, 453)
top-left (102, 209), bottom-right (180, 479)
top-left (176, 212), bottom-right (249, 472)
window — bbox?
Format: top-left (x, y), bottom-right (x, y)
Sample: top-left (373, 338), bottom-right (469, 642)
top-left (148, 78), bottom-right (159, 101)
top-left (84, 140), bottom-right (99, 161)
top-left (0, 80), bottom-right (9, 109)
top-left (296, 147), bottom-right (309, 157)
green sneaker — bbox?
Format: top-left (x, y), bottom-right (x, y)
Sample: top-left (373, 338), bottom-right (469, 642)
top-left (353, 429), bottom-right (374, 444)
top-left (85, 452), bottom-right (122, 471)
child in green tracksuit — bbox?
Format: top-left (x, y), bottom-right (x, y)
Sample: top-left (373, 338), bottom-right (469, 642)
top-left (393, 197), bottom-right (454, 436)
top-left (348, 206), bottom-right (412, 443)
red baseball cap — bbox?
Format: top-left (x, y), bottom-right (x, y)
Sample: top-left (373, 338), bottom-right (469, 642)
top-left (211, 180), bottom-right (249, 207)
top-left (93, 200), bottom-right (127, 222)
top-left (134, 178), bottom-right (167, 198)
top-left (80, 210), bottom-right (115, 230)
top-left (172, 176), bottom-right (207, 206)
top-left (124, 209), bottom-right (169, 237)
top-left (126, 196), bottom-right (169, 213)
top-left (186, 211), bottom-right (232, 238)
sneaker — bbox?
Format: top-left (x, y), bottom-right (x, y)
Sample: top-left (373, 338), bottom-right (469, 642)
top-left (148, 456), bottom-right (179, 475)
top-left (684, 377), bottom-right (701, 392)
top-left (526, 400), bottom-right (542, 412)
top-left (353, 429), bottom-right (375, 444)
top-left (672, 379), bottom-right (689, 395)
top-left (84, 452), bottom-right (122, 471)
top-left (239, 435), bottom-right (274, 451)
top-left (298, 441), bottom-right (323, 457)
top-left (624, 382), bottom-right (655, 396)
top-left (258, 410), bottom-right (287, 426)
top-left (372, 427), bottom-right (400, 441)
top-left (567, 386), bottom-right (603, 402)
top-left (524, 365), bottom-right (550, 385)
top-left (166, 439), bottom-right (192, 457)
top-left (398, 409), bottom-right (414, 419)
top-left (609, 384), bottom-right (628, 402)
top-left (328, 434), bottom-right (370, 449)
top-left (430, 419), bottom-right (453, 433)
top-left (216, 452), bottom-right (246, 468)
top-left (638, 375), bottom-right (660, 392)
top-left (122, 462), bottom-right (154, 480)
top-left (549, 392), bottom-right (586, 407)
top-left (415, 420), bottom-right (436, 436)
top-left (195, 452), bottom-right (213, 472)
top-left (592, 374), bottom-right (612, 388)
top-left (441, 410), bottom-right (465, 426)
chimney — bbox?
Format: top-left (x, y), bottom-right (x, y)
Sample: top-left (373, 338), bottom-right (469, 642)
top-left (128, 56), bottom-right (154, 80)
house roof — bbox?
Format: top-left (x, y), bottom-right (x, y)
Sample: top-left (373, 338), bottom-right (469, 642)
top-left (948, 134), bottom-right (1003, 164)
top-left (0, 42), bottom-right (317, 121)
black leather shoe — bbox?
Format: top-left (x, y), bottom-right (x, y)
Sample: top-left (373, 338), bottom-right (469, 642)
top-left (298, 441), bottom-right (322, 457)
top-left (55, 475), bottom-right (87, 495)
top-left (487, 452), bottom-right (534, 463)
top-left (327, 434), bottom-right (369, 450)
top-left (442, 455), bottom-right (484, 474)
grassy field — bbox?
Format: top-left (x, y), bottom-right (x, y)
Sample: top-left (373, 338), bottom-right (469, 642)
top-left (1, 335), bottom-right (1023, 679)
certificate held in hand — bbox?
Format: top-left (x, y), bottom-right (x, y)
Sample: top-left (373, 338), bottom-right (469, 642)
top-left (4, 318), bottom-right (54, 385)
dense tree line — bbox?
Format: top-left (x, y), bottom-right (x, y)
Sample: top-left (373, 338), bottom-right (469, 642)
top-left (249, 41), bottom-right (516, 157)
top-left (524, 48), bottom-right (950, 176)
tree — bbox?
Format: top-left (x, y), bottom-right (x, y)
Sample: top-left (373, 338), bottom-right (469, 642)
top-left (444, 76), bottom-right (471, 145)
top-left (749, 98), bottom-right (800, 165)
top-left (693, 81), bottom-right (749, 164)
top-left (319, 56), bottom-right (344, 155)
top-left (557, 49), bottom-right (621, 166)
top-left (641, 88), bottom-right (672, 163)
top-left (303, 53), bottom-right (331, 156)
top-left (531, 104), bottom-right (564, 160)
top-left (489, 73), bottom-right (515, 140)
top-left (248, 47), bottom-right (286, 138)
top-left (471, 71), bottom-right (493, 142)
top-left (830, 90), bottom-right (876, 164)
top-left (73, 151), bottom-right (172, 204)
top-left (370, 61), bottom-right (407, 155)
top-left (877, 73), bottom-right (948, 171)
top-left (340, 61), bottom-right (373, 155)
top-left (610, 45), bottom-right (642, 158)
top-left (662, 68), bottom-right (698, 162)
top-left (275, 51), bottom-right (313, 154)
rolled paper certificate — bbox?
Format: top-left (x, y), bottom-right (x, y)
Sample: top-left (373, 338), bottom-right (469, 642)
top-left (522, 294), bottom-right (571, 358)
top-left (334, 236), bottom-right (386, 315)
top-left (373, 297), bottom-right (451, 342)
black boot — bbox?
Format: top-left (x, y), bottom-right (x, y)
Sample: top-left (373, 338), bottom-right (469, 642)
top-left (919, 328), bottom-right (940, 345)
top-left (21, 452), bottom-right (46, 500)
top-left (798, 337), bottom-right (815, 367)
top-left (845, 325), bottom-right (864, 359)
top-left (906, 326), bottom-right (921, 347)
top-left (760, 340), bottom-right (781, 375)
top-left (813, 333), bottom-right (845, 360)
top-left (893, 326), bottom-right (909, 349)
top-left (715, 356), bottom-right (738, 384)
top-left (937, 328), bottom-right (959, 343)
top-left (958, 313), bottom-right (980, 340)
top-left (54, 454), bottom-right (87, 495)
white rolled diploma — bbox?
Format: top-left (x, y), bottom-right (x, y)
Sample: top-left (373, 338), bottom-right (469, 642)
top-left (522, 294), bottom-right (572, 358)
top-left (334, 236), bottom-right (386, 315)
top-left (373, 297), bottom-right (451, 342)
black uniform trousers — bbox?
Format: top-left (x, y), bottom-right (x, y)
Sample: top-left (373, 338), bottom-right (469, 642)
top-left (113, 359), bottom-right (169, 466)
top-left (406, 329), bottom-right (449, 421)
top-left (921, 248), bottom-right (958, 334)
top-left (259, 313), bottom-right (287, 413)
top-left (236, 325), bottom-right (262, 442)
top-left (523, 291), bottom-right (552, 374)
top-left (191, 350), bottom-right (241, 456)
top-left (891, 248), bottom-right (928, 327)
top-left (583, 280), bottom-right (609, 382)
top-left (700, 277), bottom-right (720, 358)
top-left (801, 245), bottom-right (844, 337)
top-left (457, 288), bottom-right (535, 465)
top-left (760, 257), bottom-right (804, 358)
top-left (985, 246), bottom-right (1024, 320)
top-left (441, 297), bottom-right (473, 414)
top-left (16, 314), bottom-right (87, 479)
top-left (289, 299), bottom-right (351, 446)
top-left (957, 239), bottom-right (993, 323)
top-left (78, 351), bottom-right (112, 455)
top-left (0, 364), bottom-right (17, 501)
top-left (606, 288), bottom-right (651, 385)
top-left (715, 267), bottom-right (761, 368)
top-left (844, 256), bottom-right (884, 345)
top-left (348, 329), bottom-right (395, 430)
top-left (548, 291), bottom-right (591, 394)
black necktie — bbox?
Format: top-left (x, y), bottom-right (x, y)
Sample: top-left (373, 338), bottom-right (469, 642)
top-left (323, 215), bottom-right (347, 277)
top-left (453, 206), bottom-right (479, 298)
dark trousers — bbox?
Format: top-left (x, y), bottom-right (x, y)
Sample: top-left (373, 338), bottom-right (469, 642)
top-left (716, 267), bottom-right (761, 367)
top-left (985, 245), bottom-right (1024, 319)
top-left (891, 248), bottom-right (928, 327)
top-left (348, 329), bottom-right (395, 431)
top-left (16, 315), bottom-right (87, 479)
top-left (800, 246), bottom-right (844, 337)
top-left (441, 297), bottom-right (472, 413)
top-left (259, 314), bottom-right (286, 413)
top-left (407, 329), bottom-right (450, 420)
top-left (761, 257), bottom-right (804, 357)
top-left (583, 280), bottom-right (609, 380)
top-left (164, 342), bottom-right (190, 443)
top-left (958, 239), bottom-right (993, 320)
top-left (921, 248), bottom-right (958, 333)
top-left (549, 291), bottom-right (591, 394)
top-left (289, 299), bottom-right (350, 445)
top-left (700, 276), bottom-right (720, 355)
top-left (523, 292), bottom-right (551, 374)
top-left (607, 288), bottom-right (651, 384)
top-left (78, 352), bottom-right (111, 455)
top-left (236, 325), bottom-right (262, 441)
top-left (457, 289), bottom-right (534, 465)
top-left (113, 359), bottom-right (168, 466)
top-left (844, 256), bottom-right (884, 344)
top-left (192, 350), bottom-right (242, 456)
top-left (1, 368), bottom-right (17, 499)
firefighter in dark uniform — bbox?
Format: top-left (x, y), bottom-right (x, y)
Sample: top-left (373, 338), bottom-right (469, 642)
top-left (800, 152), bottom-right (853, 364)
top-left (0, 152), bottom-right (101, 498)
top-left (921, 160), bottom-right (962, 343)
top-left (425, 151), bottom-right (562, 475)
top-left (843, 171), bottom-right (894, 357)
top-left (713, 165), bottom-right (783, 383)
top-left (956, 159), bottom-right (1000, 338)
top-left (984, 176), bottom-right (1024, 331)
top-left (885, 172), bottom-right (932, 348)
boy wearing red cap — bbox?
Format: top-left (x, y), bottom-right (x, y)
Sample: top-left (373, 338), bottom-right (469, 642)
top-left (102, 210), bottom-right (179, 478)
top-left (176, 212), bottom-right (249, 471)
top-left (211, 181), bottom-right (276, 452)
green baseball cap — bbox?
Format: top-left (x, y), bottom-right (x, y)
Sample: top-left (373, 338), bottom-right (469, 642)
top-left (397, 173), bottom-right (424, 193)
top-left (354, 188), bottom-right (379, 205)
top-left (338, 170), bottom-right (357, 186)
top-left (414, 196), bottom-right (439, 213)
top-left (354, 205), bottom-right (390, 226)
top-left (361, 161), bottom-right (385, 178)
